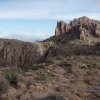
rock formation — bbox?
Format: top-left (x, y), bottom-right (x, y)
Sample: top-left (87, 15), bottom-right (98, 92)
top-left (45, 16), bottom-right (100, 59)
top-left (0, 39), bottom-right (45, 69)
top-left (55, 21), bottom-right (70, 36)
top-left (95, 23), bottom-right (100, 37)
top-left (55, 16), bottom-right (100, 41)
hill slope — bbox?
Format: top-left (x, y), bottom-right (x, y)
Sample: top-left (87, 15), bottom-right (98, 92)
top-left (0, 38), bottom-right (46, 69)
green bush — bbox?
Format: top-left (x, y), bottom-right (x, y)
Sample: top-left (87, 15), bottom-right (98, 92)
top-left (5, 68), bottom-right (19, 86)
top-left (0, 77), bottom-right (9, 95)
top-left (56, 54), bottom-right (65, 60)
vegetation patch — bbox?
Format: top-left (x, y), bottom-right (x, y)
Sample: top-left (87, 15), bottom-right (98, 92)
top-left (71, 56), bottom-right (100, 68)
top-left (56, 54), bottom-right (65, 60)
top-left (5, 68), bottom-right (20, 86)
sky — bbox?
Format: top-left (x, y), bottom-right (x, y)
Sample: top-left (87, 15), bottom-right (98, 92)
top-left (0, 0), bottom-right (100, 41)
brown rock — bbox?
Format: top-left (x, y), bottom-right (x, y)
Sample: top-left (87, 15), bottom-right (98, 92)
top-left (17, 82), bottom-right (26, 90)
top-left (55, 21), bottom-right (66, 36)
top-left (19, 93), bottom-right (32, 100)
top-left (55, 27), bottom-right (60, 36)
top-left (0, 39), bottom-right (44, 69)
top-left (55, 16), bottom-right (100, 42)
top-left (95, 23), bottom-right (100, 37)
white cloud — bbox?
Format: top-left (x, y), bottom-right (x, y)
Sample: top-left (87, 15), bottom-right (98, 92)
top-left (0, 10), bottom-right (100, 20)
top-left (0, 32), bottom-right (53, 42)
top-left (0, 32), bottom-right (7, 38)
top-left (0, 0), bottom-right (100, 20)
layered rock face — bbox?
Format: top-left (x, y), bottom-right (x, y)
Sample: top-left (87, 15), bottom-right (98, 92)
top-left (55, 16), bottom-right (100, 42)
top-left (0, 39), bottom-right (45, 69)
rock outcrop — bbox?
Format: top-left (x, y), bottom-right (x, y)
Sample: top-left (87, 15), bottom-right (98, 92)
top-left (0, 39), bottom-right (45, 69)
top-left (55, 16), bottom-right (100, 42)
top-left (55, 21), bottom-right (70, 36)
top-left (45, 17), bottom-right (100, 59)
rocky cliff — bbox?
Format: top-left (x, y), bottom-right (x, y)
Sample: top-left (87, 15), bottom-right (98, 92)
top-left (44, 16), bottom-right (100, 59)
top-left (55, 16), bottom-right (100, 44)
top-left (0, 39), bottom-right (46, 69)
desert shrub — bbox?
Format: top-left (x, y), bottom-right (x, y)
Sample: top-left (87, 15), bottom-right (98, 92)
top-left (75, 56), bottom-right (100, 68)
top-left (56, 54), bottom-right (65, 60)
top-left (32, 64), bottom-right (45, 71)
top-left (37, 94), bottom-right (66, 100)
top-left (0, 77), bottom-right (9, 95)
top-left (36, 70), bottom-right (48, 81)
top-left (32, 65), bottom-right (39, 71)
top-left (5, 68), bottom-right (19, 86)
top-left (83, 75), bottom-right (93, 84)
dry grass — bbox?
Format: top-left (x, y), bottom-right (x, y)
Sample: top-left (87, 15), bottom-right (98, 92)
top-left (66, 55), bottom-right (100, 68)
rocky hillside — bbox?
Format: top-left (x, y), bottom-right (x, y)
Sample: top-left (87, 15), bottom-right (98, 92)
top-left (0, 38), bottom-right (46, 69)
top-left (0, 57), bottom-right (100, 100)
